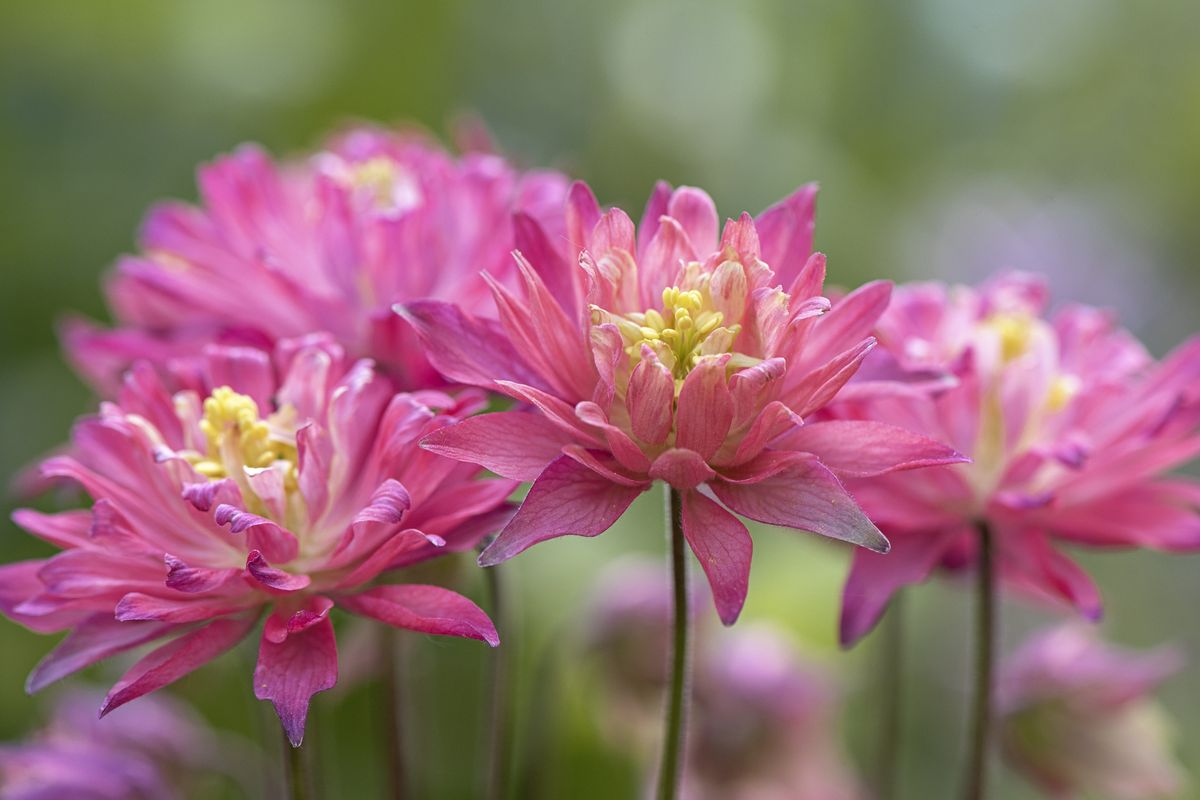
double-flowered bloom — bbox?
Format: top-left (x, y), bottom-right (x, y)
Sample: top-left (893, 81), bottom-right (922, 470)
top-left (64, 126), bottom-right (567, 395)
top-left (0, 338), bottom-right (509, 745)
top-left (835, 274), bottom-right (1200, 644)
top-left (402, 182), bottom-right (964, 624)
top-left (997, 626), bottom-right (1185, 798)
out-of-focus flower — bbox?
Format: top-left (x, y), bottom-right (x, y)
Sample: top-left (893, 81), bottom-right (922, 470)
top-left (584, 561), bottom-right (863, 800)
top-left (404, 182), bottom-right (964, 624)
top-left (63, 125), bottom-right (568, 395)
top-left (997, 625), bottom-right (1186, 799)
top-left (0, 689), bottom-right (241, 800)
top-left (0, 338), bottom-right (509, 745)
top-left (836, 273), bottom-right (1200, 645)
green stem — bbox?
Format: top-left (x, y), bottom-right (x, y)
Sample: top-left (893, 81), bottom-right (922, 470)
top-left (381, 627), bottom-right (405, 799)
top-left (656, 487), bottom-right (689, 800)
top-left (484, 563), bottom-right (513, 800)
top-left (875, 591), bottom-right (905, 800)
top-left (962, 521), bottom-right (996, 800)
top-left (284, 729), bottom-right (310, 800)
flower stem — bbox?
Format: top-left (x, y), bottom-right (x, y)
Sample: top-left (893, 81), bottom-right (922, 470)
top-left (875, 591), bottom-right (905, 800)
top-left (283, 729), bottom-right (311, 800)
top-left (657, 487), bottom-right (690, 800)
top-left (962, 521), bottom-right (996, 800)
top-left (381, 627), bottom-right (405, 799)
top-left (483, 563), bottom-right (513, 800)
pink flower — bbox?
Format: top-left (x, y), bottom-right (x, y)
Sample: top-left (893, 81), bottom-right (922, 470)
top-left (0, 689), bottom-right (238, 800)
top-left (835, 273), bottom-right (1200, 645)
top-left (997, 626), bottom-right (1186, 798)
top-left (0, 339), bottom-right (508, 746)
top-left (584, 561), bottom-right (864, 800)
top-left (402, 181), bottom-right (964, 624)
top-left (63, 125), bottom-right (568, 395)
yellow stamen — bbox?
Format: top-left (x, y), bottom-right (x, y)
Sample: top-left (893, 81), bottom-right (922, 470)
top-left (984, 312), bottom-right (1034, 363)
top-left (188, 387), bottom-right (298, 487)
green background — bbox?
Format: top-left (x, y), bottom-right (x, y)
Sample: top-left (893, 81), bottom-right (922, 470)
top-left (2, 1), bottom-right (1199, 797)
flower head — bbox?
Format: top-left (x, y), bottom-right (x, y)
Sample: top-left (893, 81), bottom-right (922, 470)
top-left (402, 181), bottom-right (964, 624)
top-left (0, 339), bottom-right (509, 746)
top-left (836, 273), bottom-right (1200, 645)
top-left (0, 690), bottom-right (237, 800)
top-left (998, 626), bottom-right (1186, 799)
top-left (63, 125), bottom-right (568, 395)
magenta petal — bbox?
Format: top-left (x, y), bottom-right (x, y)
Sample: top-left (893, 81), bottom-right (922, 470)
top-left (245, 551), bottom-right (312, 593)
top-left (421, 412), bottom-right (567, 482)
top-left (479, 455), bottom-right (647, 566)
top-left (648, 449), bottom-right (716, 490)
top-left (839, 529), bottom-right (960, 646)
top-left (666, 186), bottom-right (719, 255)
top-left (681, 490), bottom-right (752, 625)
top-left (805, 280), bottom-right (892, 363)
top-left (213, 504), bottom-right (299, 564)
top-left (340, 584), bottom-right (499, 646)
top-left (331, 528), bottom-right (444, 589)
top-left (755, 183), bottom-right (818, 288)
top-left (254, 613), bottom-right (338, 747)
top-left (675, 356), bottom-right (734, 460)
top-left (396, 300), bottom-right (539, 390)
top-left (514, 211), bottom-right (579, 316)
top-left (164, 555), bottom-right (243, 593)
top-left (101, 611), bottom-right (259, 717)
top-left (712, 455), bottom-right (889, 553)
top-left (776, 420), bottom-right (967, 478)
top-left (26, 614), bottom-right (174, 693)
top-left (115, 593), bottom-right (258, 624)
top-left (626, 346), bottom-right (675, 445)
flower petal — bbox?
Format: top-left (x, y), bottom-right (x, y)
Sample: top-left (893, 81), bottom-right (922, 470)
top-left (712, 455), bottom-right (889, 552)
top-left (681, 490), bottom-right (752, 625)
top-left (254, 613), bottom-right (338, 747)
top-left (26, 614), bottom-right (175, 693)
top-left (675, 356), bottom-right (734, 460)
top-left (340, 585), bottom-right (499, 646)
top-left (479, 455), bottom-right (647, 566)
top-left (101, 611), bottom-right (259, 717)
top-left (755, 183), bottom-right (818, 288)
top-left (776, 420), bottom-right (967, 478)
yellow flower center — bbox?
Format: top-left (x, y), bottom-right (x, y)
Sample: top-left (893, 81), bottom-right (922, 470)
top-left (340, 156), bottom-right (420, 214)
top-left (188, 387), bottom-right (298, 489)
top-left (983, 312), bottom-right (1035, 363)
top-left (595, 285), bottom-right (745, 382)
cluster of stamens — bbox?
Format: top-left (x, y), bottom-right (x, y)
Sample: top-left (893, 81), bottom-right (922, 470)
top-left (188, 387), bottom-right (297, 486)
top-left (596, 285), bottom-right (742, 382)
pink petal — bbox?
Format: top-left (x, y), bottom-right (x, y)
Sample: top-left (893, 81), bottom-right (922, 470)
top-left (719, 212), bottom-right (761, 262)
top-left (245, 551), bottom-right (312, 593)
top-left (494, 380), bottom-right (603, 446)
top-left (636, 180), bottom-right (673, 259)
top-left (254, 613), bottom-right (338, 747)
top-left (330, 528), bottom-right (444, 589)
top-left (562, 445), bottom-right (648, 487)
top-left (639, 217), bottom-right (694, 306)
top-left (776, 420), bottom-right (966, 478)
top-left (339, 585), bottom-right (499, 646)
top-left (711, 455), bottom-right (889, 552)
top-left (755, 183), bottom-right (818, 288)
top-left (999, 529), bottom-right (1103, 620)
top-left (681, 490), bottom-right (753, 625)
top-left (164, 555), bottom-right (243, 593)
top-left (26, 614), bottom-right (174, 693)
top-left (396, 300), bottom-right (539, 390)
top-left (0, 560), bottom-right (89, 633)
top-left (648, 449), bottom-right (716, 490)
top-left (115, 592), bottom-right (259, 624)
top-left (479, 455), bottom-right (647, 566)
top-left (591, 206), bottom-right (637, 256)
top-left (839, 529), bottom-right (961, 646)
top-left (666, 186), bottom-right (719, 255)
top-left (11, 508), bottom-right (92, 549)
top-left (565, 181), bottom-right (602, 258)
top-left (205, 344), bottom-right (276, 411)
top-left (213, 504), bottom-right (299, 564)
top-left (574, 402), bottom-right (652, 473)
top-left (514, 211), bottom-right (580, 316)
top-left (804, 280), bottom-right (892, 365)
top-left (675, 356), bottom-right (734, 460)
top-left (626, 346), bottom-right (675, 445)
top-left (101, 611), bottom-right (259, 717)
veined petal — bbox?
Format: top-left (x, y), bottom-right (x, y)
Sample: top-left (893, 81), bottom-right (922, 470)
top-left (479, 455), bottom-right (647, 566)
top-left (776, 420), bottom-right (967, 478)
top-left (675, 356), bottom-right (734, 460)
top-left (681, 490), bottom-right (753, 625)
top-left (396, 300), bottom-right (540, 390)
top-left (101, 611), bottom-right (259, 717)
top-left (648, 449), bottom-right (716, 490)
top-left (26, 614), bottom-right (175, 693)
top-left (340, 585), bottom-right (499, 646)
top-left (626, 345), bottom-right (675, 445)
top-left (712, 455), bottom-right (889, 552)
top-left (254, 613), bottom-right (338, 747)
top-left (755, 183), bottom-right (818, 288)
top-left (420, 411), bottom-right (566, 481)
top-left (245, 551), bottom-right (311, 593)
top-left (666, 186), bottom-right (719, 256)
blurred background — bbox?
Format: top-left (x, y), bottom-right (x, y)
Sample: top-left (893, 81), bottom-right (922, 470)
top-left (2, 0), bottom-right (1199, 797)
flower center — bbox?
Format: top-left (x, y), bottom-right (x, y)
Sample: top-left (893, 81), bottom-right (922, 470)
top-left (982, 312), bottom-right (1035, 363)
top-left (598, 285), bottom-right (743, 382)
top-left (188, 387), bottom-right (299, 492)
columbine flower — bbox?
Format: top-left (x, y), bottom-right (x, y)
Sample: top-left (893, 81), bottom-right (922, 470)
top-left (401, 182), bottom-right (964, 624)
top-left (63, 125), bottom-right (568, 395)
top-left (0, 689), bottom-right (240, 800)
top-left (584, 561), bottom-right (863, 800)
top-left (0, 339), bottom-right (508, 745)
top-left (997, 626), bottom-right (1186, 799)
top-left (835, 273), bottom-right (1200, 645)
